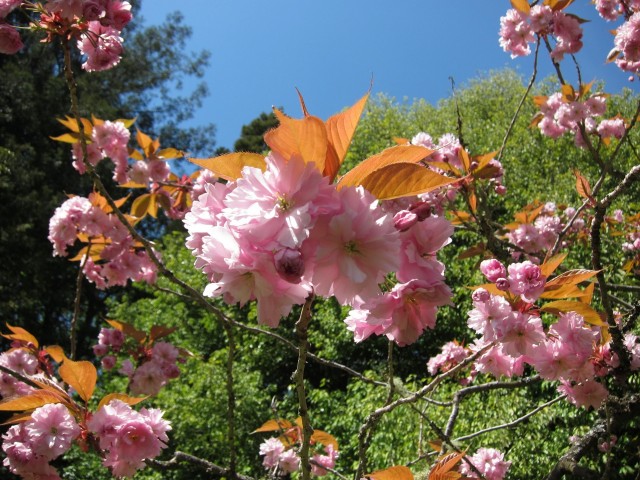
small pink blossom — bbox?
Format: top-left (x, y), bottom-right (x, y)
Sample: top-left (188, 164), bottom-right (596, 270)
top-left (77, 21), bottom-right (123, 72)
top-left (259, 438), bottom-right (285, 469)
top-left (459, 447), bottom-right (511, 480)
top-left (558, 379), bottom-right (609, 409)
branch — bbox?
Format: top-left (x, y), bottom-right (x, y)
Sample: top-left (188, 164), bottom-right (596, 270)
top-left (147, 451), bottom-right (255, 480)
top-left (293, 294), bottom-right (315, 480)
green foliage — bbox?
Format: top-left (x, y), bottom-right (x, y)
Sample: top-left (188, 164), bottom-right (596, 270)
top-left (234, 111), bottom-right (279, 153)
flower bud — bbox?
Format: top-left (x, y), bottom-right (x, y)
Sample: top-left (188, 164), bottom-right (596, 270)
top-left (408, 201), bottom-right (432, 221)
top-left (274, 248), bottom-right (305, 283)
top-left (480, 259), bottom-right (507, 283)
top-left (496, 278), bottom-right (510, 291)
top-left (472, 287), bottom-right (491, 303)
top-left (393, 210), bottom-right (418, 232)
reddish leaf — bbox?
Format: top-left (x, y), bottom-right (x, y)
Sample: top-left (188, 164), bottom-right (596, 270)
top-left (0, 412), bottom-right (34, 426)
top-left (457, 243), bottom-right (486, 260)
top-left (367, 465), bottom-right (414, 480)
top-left (350, 163), bottom-right (459, 200)
top-left (97, 393), bottom-right (147, 410)
top-left (541, 300), bottom-right (605, 326)
top-left (574, 170), bottom-right (592, 199)
top-left (59, 359), bottom-right (97, 403)
top-left (149, 325), bottom-right (178, 342)
top-left (189, 152), bottom-right (266, 182)
top-left (428, 451), bottom-right (466, 480)
top-left (106, 319), bottom-right (147, 343)
top-left (3, 324), bottom-right (39, 348)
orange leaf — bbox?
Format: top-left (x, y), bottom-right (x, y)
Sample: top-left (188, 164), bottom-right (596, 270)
top-left (579, 282), bottom-right (595, 304)
top-left (349, 163), bottom-right (459, 200)
top-left (3, 324), bottom-right (39, 348)
top-left (458, 149), bottom-right (471, 173)
top-left (136, 129), bottom-right (154, 154)
top-left (45, 345), bottom-right (66, 363)
top-left (468, 190), bottom-right (477, 213)
top-left (545, 0), bottom-right (574, 11)
top-left (311, 430), bottom-right (339, 450)
top-left (545, 269), bottom-right (600, 288)
top-left (156, 148), bottom-right (184, 159)
top-left (574, 170), bottom-right (592, 199)
top-left (428, 451), bottom-right (466, 480)
top-left (130, 193), bottom-right (152, 219)
top-left (561, 84), bottom-right (576, 102)
top-left (470, 283), bottom-right (506, 297)
top-left (106, 319), bottom-right (147, 343)
top-left (338, 145), bottom-right (434, 189)
top-left (511, 0), bottom-right (531, 14)
top-left (189, 152), bottom-right (266, 182)
top-left (1, 412), bottom-right (34, 426)
top-left (252, 418), bottom-right (294, 433)
top-left (393, 137), bottom-right (410, 145)
top-left (540, 253), bottom-right (567, 277)
top-left (59, 359), bottom-right (97, 403)
top-left (50, 132), bottom-right (83, 144)
top-left (0, 391), bottom-right (63, 411)
top-left (97, 393), bottom-right (147, 410)
top-left (457, 243), bottom-right (486, 260)
top-left (539, 284), bottom-right (592, 299)
top-left (324, 92), bottom-right (370, 180)
top-left (367, 465), bottom-right (414, 480)
top-left (264, 109), bottom-right (327, 172)
top-left (541, 300), bottom-right (606, 326)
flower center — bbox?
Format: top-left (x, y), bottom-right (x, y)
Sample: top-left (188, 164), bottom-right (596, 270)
top-left (344, 240), bottom-right (360, 254)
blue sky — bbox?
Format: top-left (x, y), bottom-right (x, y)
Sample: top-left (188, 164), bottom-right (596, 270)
top-left (139, 1), bottom-right (636, 152)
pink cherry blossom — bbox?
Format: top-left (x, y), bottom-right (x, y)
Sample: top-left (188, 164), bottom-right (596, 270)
top-left (507, 260), bottom-right (546, 302)
top-left (459, 447), bottom-right (511, 480)
top-left (311, 444), bottom-right (338, 476)
top-left (77, 21), bottom-right (124, 72)
top-left (259, 437), bottom-right (285, 469)
top-left (25, 404), bottom-right (80, 459)
top-left (558, 379), bottom-right (609, 409)
top-left (480, 259), bottom-right (507, 283)
top-left (0, 0), bottom-right (21, 18)
top-left (305, 186), bottom-right (399, 306)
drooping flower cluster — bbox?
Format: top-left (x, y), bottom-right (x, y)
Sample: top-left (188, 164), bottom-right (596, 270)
top-left (1, 1), bottom-right (132, 71)
top-left (48, 194), bottom-right (158, 288)
top-left (0, 348), bottom-right (38, 399)
top-left (607, 7), bottom-right (640, 75)
top-left (92, 325), bottom-right (185, 396)
top-left (2, 403), bottom-right (81, 479)
top-left (88, 399), bottom-right (171, 478)
top-left (427, 340), bottom-right (469, 376)
top-left (499, 5), bottom-right (582, 60)
top-left (185, 153), bottom-right (454, 339)
top-left (459, 447), bottom-right (511, 480)
top-left (506, 202), bottom-right (586, 256)
top-left (258, 434), bottom-right (338, 477)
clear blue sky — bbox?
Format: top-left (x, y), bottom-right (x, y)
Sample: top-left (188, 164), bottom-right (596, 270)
top-left (139, 1), bottom-right (635, 152)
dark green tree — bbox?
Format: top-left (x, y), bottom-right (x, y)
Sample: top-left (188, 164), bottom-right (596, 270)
top-left (233, 111), bottom-right (279, 153)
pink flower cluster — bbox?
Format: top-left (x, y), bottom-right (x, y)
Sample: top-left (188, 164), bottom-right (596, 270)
top-left (88, 399), bottom-right (171, 478)
top-left (463, 258), bottom-right (640, 409)
top-left (499, 5), bottom-right (582, 60)
top-left (411, 131), bottom-right (506, 196)
top-left (72, 119), bottom-right (171, 187)
top-left (185, 153), bottom-right (453, 336)
top-left (610, 9), bottom-right (640, 74)
top-left (1, 1), bottom-right (132, 71)
top-left (259, 437), bottom-right (338, 477)
top-left (535, 91), bottom-right (623, 147)
top-left (427, 340), bottom-right (468, 376)
top-left (48, 195), bottom-right (158, 288)
top-left (459, 447), bottom-right (511, 480)
top-left (0, 349), bottom-right (38, 400)
top-left (507, 203), bottom-right (585, 255)
top-left (92, 328), bottom-right (183, 396)
top-left (2, 403), bottom-right (81, 479)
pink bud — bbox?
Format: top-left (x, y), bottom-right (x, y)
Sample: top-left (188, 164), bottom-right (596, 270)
top-left (393, 210), bottom-right (418, 232)
top-left (101, 355), bottom-right (117, 371)
top-left (274, 248), bottom-right (305, 283)
top-left (93, 343), bottom-right (110, 357)
top-left (480, 259), bottom-right (507, 282)
top-left (0, 24), bottom-right (23, 55)
top-left (409, 201), bottom-right (432, 221)
top-left (496, 278), bottom-right (510, 291)
top-left (472, 287), bottom-right (491, 303)
top-left (494, 184), bottom-right (507, 195)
